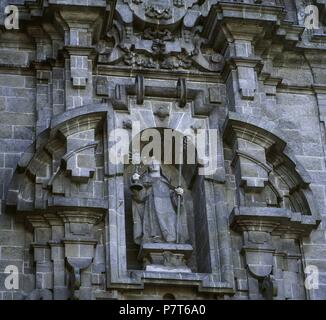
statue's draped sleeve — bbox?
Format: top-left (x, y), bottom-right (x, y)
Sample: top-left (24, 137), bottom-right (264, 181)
top-left (132, 187), bottom-right (146, 245)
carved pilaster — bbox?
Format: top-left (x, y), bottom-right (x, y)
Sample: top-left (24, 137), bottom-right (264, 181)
top-left (44, 214), bottom-right (68, 300)
top-left (26, 215), bottom-right (53, 300)
top-left (54, 8), bottom-right (104, 109)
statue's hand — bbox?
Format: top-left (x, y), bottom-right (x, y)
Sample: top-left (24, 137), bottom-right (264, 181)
top-left (175, 187), bottom-right (184, 196)
top-left (132, 172), bottom-right (141, 182)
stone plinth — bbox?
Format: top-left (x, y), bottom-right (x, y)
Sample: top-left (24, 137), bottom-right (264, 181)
top-left (138, 243), bottom-right (193, 273)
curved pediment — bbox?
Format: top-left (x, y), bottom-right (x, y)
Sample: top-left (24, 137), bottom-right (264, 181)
top-left (6, 104), bottom-right (109, 213)
top-left (223, 112), bottom-right (320, 233)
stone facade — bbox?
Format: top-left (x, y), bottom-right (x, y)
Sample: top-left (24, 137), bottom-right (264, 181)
top-left (0, 0), bottom-right (326, 300)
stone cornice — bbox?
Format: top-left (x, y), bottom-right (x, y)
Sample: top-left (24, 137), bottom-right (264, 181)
top-left (205, 1), bottom-right (286, 46)
top-left (313, 84), bottom-right (326, 94)
top-left (96, 64), bottom-right (224, 83)
top-left (230, 206), bottom-right (319, 238)
top-left (213, 1), bottom-right (286, 23)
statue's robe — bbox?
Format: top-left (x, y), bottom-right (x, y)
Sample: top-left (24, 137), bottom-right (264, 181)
top-left (132, 172), bottom-right (189, 245)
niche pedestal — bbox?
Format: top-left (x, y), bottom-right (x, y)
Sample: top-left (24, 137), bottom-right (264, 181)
top-left (138, 243), bottom-right (193, 273)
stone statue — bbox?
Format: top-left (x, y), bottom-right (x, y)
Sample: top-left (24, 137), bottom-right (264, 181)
top-left (130, 159), bottom-right (189, 245)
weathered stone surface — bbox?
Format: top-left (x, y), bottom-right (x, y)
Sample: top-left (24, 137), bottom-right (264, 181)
top-left (0, 0), bottom-right (326, 300)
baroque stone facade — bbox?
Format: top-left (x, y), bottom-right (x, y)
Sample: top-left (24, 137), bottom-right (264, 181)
top-left (0, 0), bottom-right (326, 300)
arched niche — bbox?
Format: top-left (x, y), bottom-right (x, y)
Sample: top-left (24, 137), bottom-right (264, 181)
top-left (104, 95), bottom-right (232, 292)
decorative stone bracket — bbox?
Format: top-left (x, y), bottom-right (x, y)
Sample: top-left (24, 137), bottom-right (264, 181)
top-left (54, 8), bottom-right (103, 89)
top-left (226, 57), bottom-right (263, 100)
top-left (24, 210), bottom-right (104, 300)
top-left (230, 206), bottom-right (319, 299)
top-left (63, 46), bottom-right (97, 89)
top-left (62, 143), bottom-right (97, 183)
top-left (67, 257), bottom-right (93, 291)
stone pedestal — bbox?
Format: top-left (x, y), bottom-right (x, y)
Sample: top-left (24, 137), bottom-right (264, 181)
top-left (138, 243), bottom-right (193, 273)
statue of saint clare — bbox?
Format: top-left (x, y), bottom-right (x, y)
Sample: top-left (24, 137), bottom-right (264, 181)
top-left (130, 159), bottom-right (189, 245)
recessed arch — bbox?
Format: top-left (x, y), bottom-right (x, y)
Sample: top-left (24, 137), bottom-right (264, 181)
top-left (223, 112), bottom-right (320, 221)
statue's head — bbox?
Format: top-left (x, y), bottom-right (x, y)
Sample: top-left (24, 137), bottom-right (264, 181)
top-left (147, 158), bottom-right (161, 175)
